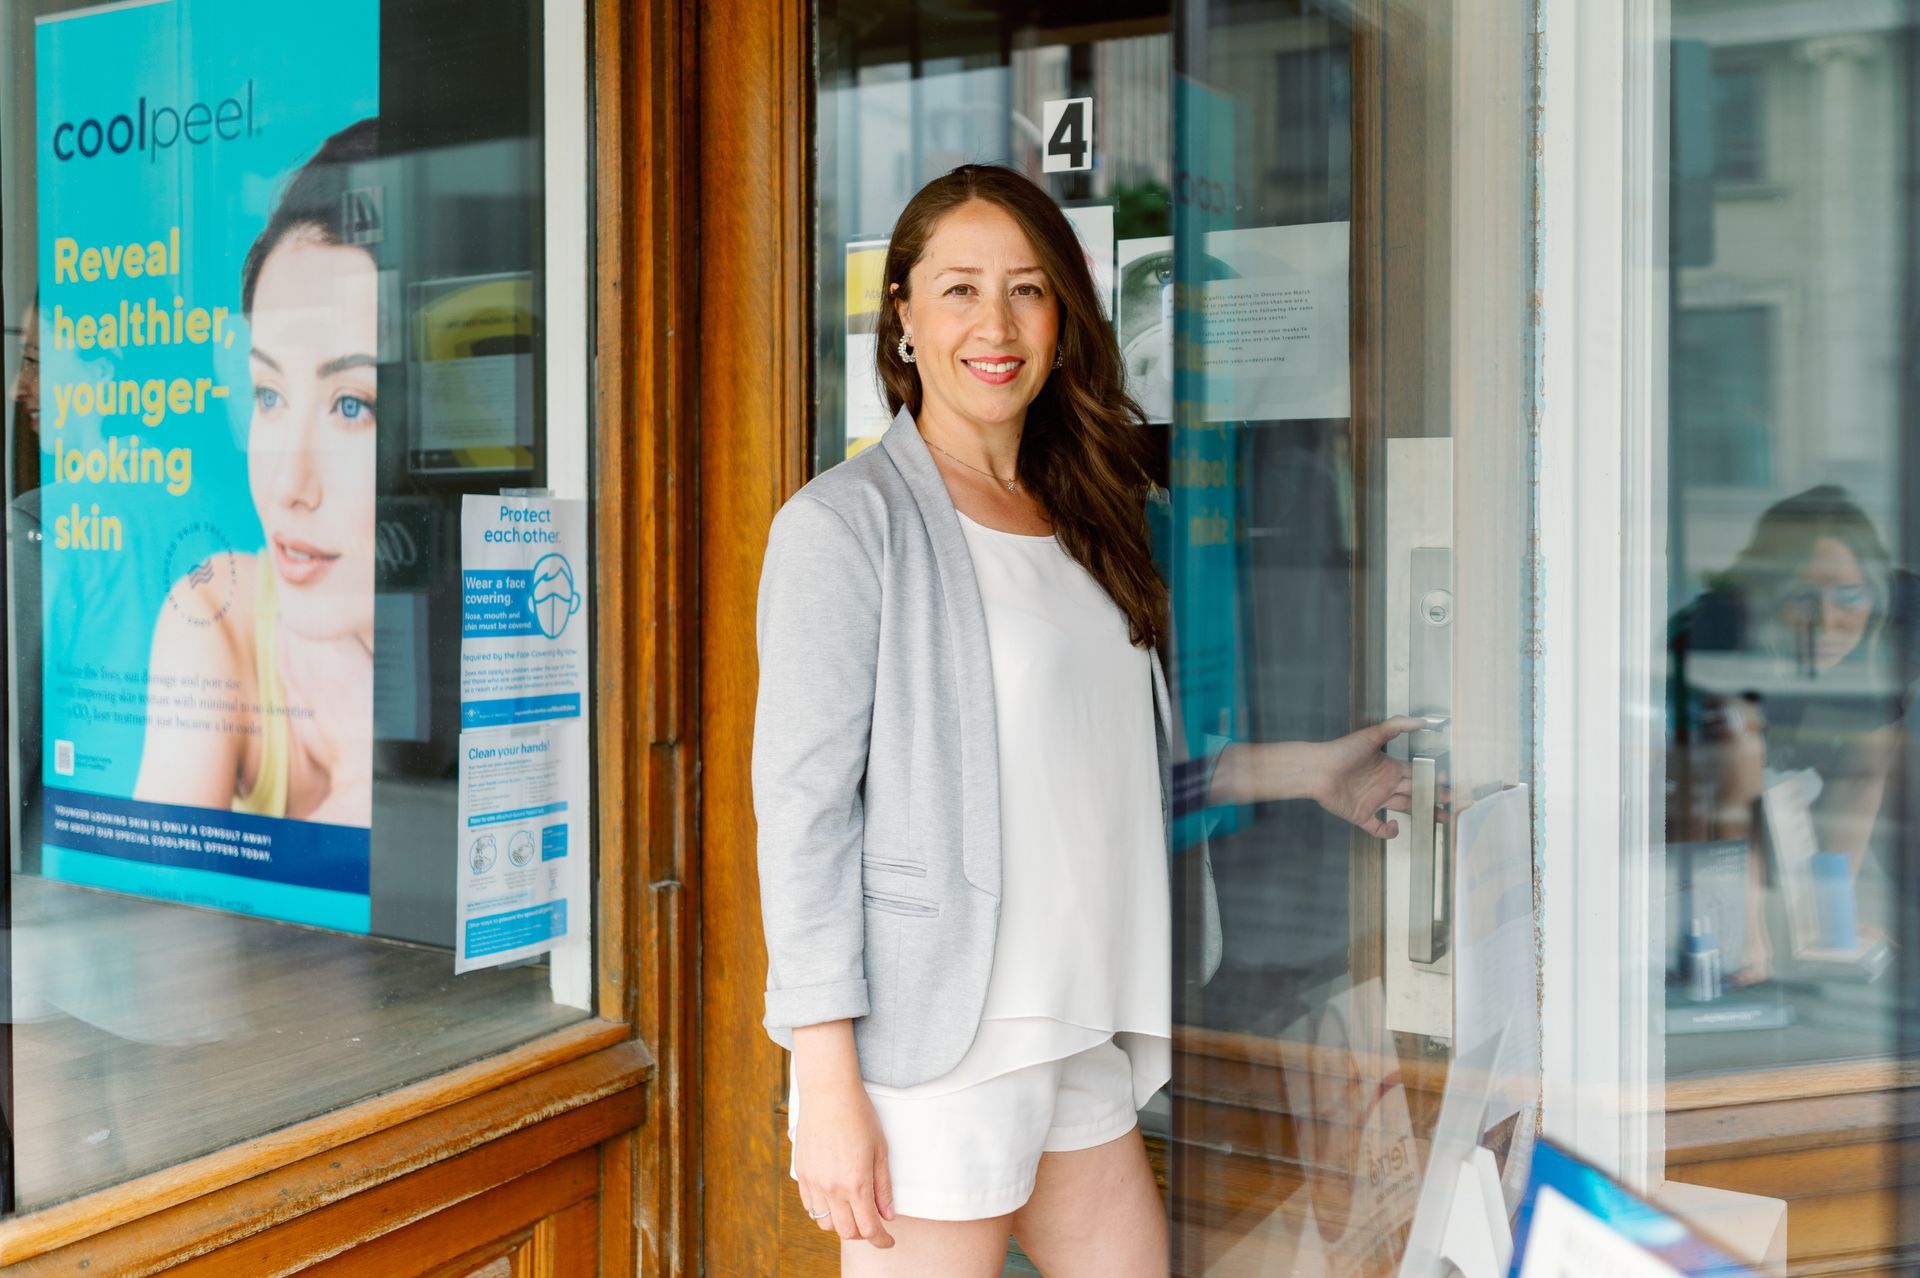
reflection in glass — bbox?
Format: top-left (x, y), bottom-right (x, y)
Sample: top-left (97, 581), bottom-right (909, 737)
top-left (1661, 1), bottom-right (1920, 1258)
top-left (1664, 7), bottom-right (1916, 1073)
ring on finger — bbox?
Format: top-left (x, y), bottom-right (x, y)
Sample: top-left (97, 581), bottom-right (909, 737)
top-left (808, 1207), bottom-right (831, 1220)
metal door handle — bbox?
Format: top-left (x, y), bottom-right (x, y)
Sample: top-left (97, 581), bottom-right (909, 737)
top-left (1406, 544), bottom-right (1452, 967)
top-left (1409, 753), bottom-right (1448, 964)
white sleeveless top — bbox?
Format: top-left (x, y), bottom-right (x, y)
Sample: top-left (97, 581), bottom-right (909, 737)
top-left (866, 511), bottom-right (1172, 1107)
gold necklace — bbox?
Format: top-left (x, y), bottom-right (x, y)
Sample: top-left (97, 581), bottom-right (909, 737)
top-left (923, 431), bottom-right (1019, 491)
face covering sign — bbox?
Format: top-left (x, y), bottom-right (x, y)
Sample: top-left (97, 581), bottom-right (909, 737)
top-left (34, 0), bottom-right (379, 932)
top-left (456, 495), bottom-right (589, 972)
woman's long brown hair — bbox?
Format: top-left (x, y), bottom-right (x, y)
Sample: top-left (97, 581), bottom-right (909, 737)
top-left (875, 164), bottom-right (1167, 648)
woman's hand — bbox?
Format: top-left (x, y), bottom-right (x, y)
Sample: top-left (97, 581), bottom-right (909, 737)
top-left (791, 1022), bottom-right (895, 1248)
top-left (1308, 717), bottom-right (1426, 839)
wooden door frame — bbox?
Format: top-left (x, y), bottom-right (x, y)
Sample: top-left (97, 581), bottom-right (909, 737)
top-left (694, 0), bottom-right (814, 1268)
top-left (597, 0), bottom-right (704, 1272)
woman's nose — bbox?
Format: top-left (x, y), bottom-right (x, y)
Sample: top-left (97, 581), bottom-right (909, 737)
top-left (975, 291), bottom-right (1015, 340)
top-left (271, 411), bottom-right (324, 510)
top-left (1819, 594), bottom-right (1849, 634)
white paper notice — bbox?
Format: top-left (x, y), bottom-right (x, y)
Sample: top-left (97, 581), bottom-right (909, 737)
top-left (843, 332), bottom-right (892, 456)
top-left (1454, 785), bottom-right (1534, 1053)
top-left (1451, 783), bottom-right (1541, 1212)
top-left (415, 354), bottom-right (533, 452)
top-left (1192, 222), bottom-right (1350, 422)
top-left (455, 720), bottom-right (583, 973)
top-left (1518, 1187), bottom-right (1687, 1278)
top-left (460, 495), bottom-right (589, 726)
top-left (457, 494), bottom-right (590, 973)
top-left (1063, 204), bottom-right (1116, 320)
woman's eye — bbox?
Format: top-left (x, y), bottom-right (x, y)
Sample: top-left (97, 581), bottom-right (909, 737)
top-left (253, 386), bottom-right (282, 412)
top-left (1833, 584), bottom-right (1872, 610)
top-left (945, 283), bottom-right (974, 297)
top-left (1013, 283), bottom-right (1044, 297)
top-left (336, 393), bottom-right (375, 423)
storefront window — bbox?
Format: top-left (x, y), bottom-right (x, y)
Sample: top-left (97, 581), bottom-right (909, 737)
top-left (2, 0), bottom-right (595, 1211)
top-left (1660, 0), bottom-right (1919, 1245)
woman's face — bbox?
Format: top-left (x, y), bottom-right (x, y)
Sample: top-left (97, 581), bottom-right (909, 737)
top-left (895, 199), bottom-right (1060, 436)
top-left (1781, 535), bottom-right (1874, 670)
top-left (246, 232), bottom-right (378, 645)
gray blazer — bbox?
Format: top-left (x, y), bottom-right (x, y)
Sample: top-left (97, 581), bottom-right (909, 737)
top-left (753, 407), bottom-right (1207, 1089)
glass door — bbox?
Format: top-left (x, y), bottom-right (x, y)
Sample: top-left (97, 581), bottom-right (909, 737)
top-left (806, 2), bottom-right (1536, 1273)
top-left (1162, 3), bottom-right (1534, 1274)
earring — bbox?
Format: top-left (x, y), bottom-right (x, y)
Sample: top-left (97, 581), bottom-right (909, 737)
top-left (1053, 346), bottom-right (1064, 370)
top-left (897, 334), bottom-right (916, 364)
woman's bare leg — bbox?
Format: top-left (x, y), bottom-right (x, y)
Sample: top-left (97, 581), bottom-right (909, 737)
top-left (839, 1214), bottom-right (1013, 1278)
top-left (1009, 1127), bottom-right (1167, 1278)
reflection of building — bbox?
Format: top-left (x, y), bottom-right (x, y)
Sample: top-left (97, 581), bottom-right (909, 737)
top-left (1671, 2), bottom-right (1910, 600)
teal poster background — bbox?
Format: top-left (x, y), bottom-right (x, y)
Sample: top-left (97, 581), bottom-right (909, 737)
top-left (35, 0), bottom-right (378, 930)
top-left (1169, 74), bottom-right (1246, 847)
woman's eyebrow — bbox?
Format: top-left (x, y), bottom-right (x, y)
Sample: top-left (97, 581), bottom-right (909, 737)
top-left (317, 353), bottom-right (376, 378)
top-left (933, 265), bottom-right (1044, 278)
top-left (250, 347), bottom-right (281, 372)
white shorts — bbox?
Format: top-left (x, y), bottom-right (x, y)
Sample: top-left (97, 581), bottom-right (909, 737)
top-left (788, 1036), bottom-right (1142, 1221)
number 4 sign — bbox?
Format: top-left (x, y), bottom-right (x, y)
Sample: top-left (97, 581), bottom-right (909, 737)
top-left (1042, 97), bottom-right (1093, 173)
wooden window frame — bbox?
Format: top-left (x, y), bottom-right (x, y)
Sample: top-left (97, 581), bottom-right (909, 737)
top-left (0, 0), bottom-right (697, 1269)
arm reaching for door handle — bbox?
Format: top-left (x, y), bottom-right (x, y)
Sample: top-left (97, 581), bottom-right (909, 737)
top-left (1195, 716), bottom-right (1428, 840)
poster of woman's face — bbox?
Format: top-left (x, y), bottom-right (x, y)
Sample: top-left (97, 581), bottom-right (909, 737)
top-left (245, 232), bottom-right (378, 646)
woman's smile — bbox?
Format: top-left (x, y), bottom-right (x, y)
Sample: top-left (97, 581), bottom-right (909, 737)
top-left (271, 533), bottom-right (341, 586)
top-left (963, 355), bottom-right (1025, 385)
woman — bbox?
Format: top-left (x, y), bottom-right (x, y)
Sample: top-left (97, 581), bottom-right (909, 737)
top-left (755, 164), bottom-right (1417, 1275)
top-left (1671, 485), bottom-right (1915, 979)
top-left (134, 120), bottom-right (377, 827)
top-left (1674, 486), bottom-right (1913, 853)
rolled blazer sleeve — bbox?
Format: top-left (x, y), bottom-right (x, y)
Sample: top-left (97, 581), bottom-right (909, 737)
top-left (753, 494), bottom-right (882, 1034)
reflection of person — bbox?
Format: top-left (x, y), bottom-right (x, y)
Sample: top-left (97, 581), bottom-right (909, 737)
top-left (9, 297), bottom-right (46, 879)
top-left (9, 296), bottom-right (38, 500)
top-left (1670, 485), bottom-right (1914, 976)
top-left (755, 164), bottom-right (1417, 1276)
top-left (133, 120), bottom-right (378, 827)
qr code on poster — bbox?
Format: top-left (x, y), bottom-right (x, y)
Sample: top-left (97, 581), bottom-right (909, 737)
top-left (54, 739), bottom-right (74, 776)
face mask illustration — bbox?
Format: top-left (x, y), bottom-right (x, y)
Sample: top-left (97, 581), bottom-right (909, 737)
top-left (528, 553), bottom-right (583, 638)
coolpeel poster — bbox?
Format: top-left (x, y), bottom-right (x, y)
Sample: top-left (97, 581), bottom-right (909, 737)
top-left (35, 0), bottom-right (380, 931)
top-left (456, 495), bottom-right (588, 971)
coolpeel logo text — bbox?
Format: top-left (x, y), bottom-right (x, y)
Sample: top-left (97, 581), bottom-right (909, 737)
top-left (51, 80), bottom-right (257, 163)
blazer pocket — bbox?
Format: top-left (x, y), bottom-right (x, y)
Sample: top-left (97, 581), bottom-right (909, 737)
top-left (862, 889), bottom-right (938, 917)
top-left (861, 856), bottom-right (927, 878)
